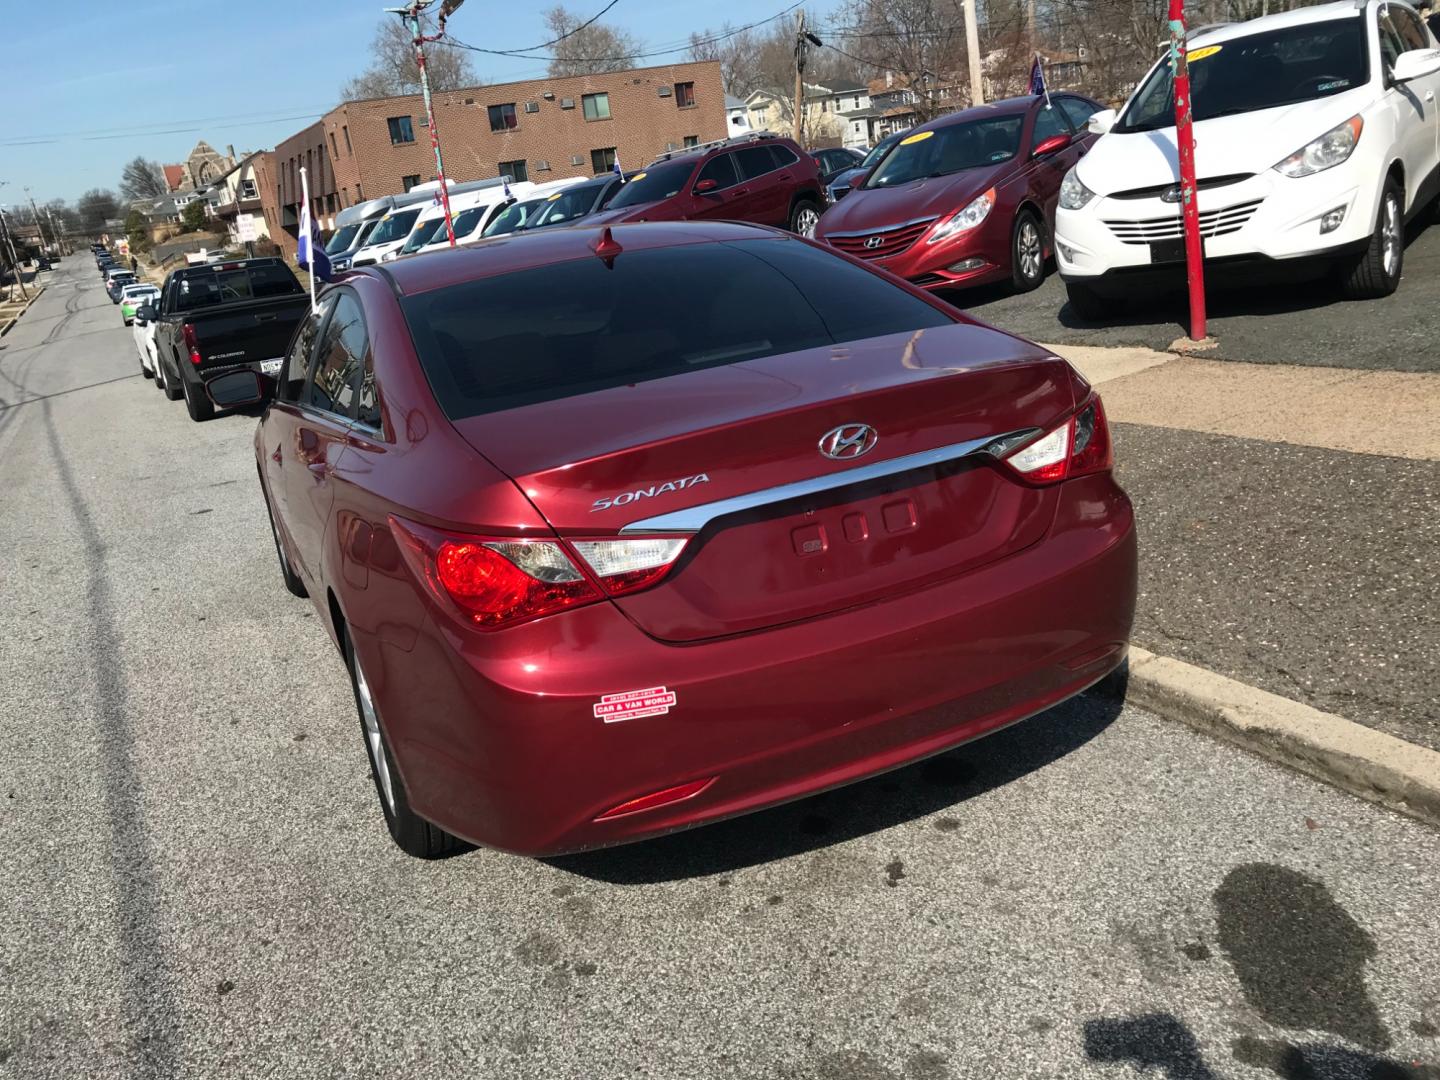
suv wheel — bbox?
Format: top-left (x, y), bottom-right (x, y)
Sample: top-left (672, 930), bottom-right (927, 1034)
top-left (162, 357), bottom-right (183, 400)
top-left (1011, 210), bottom-right (1046, 292)
top-left (345, 632), bottom-right (462, 859)
top-left (790, 199), bottom-right (822, 237)
top-left (1339, 177), bottom-right (1404, 300)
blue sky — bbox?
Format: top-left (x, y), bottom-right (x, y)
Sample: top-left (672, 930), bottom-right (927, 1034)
top-left (1, 0), bottom-right (805, 207)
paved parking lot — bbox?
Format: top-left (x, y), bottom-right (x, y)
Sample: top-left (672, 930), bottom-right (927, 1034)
top-left (957, 214), bottom-right (1440, 372)
top-left (2, 262), bottom-right (1439, 1079)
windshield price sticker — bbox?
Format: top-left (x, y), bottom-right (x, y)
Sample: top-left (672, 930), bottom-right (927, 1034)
top-left (593, 687), bottom-right (677, 723)
top-left (1187, 45), bottom-right (1222, 61)
top-left (900, 130), bottom-right (935, 145)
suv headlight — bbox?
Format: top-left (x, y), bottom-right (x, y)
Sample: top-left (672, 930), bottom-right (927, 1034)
top-left (1059, 167), bottom-right (1096, 210)
top-left (926, 187), bottom-right (995, 244)
top-left (1274, 116), bottom-right (1363, 178)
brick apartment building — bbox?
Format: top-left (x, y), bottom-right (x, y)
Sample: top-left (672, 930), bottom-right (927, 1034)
top-left (265, 60), bottom-right (725, 256)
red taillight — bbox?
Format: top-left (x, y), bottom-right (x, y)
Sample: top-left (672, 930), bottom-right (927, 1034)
top-left (182, 322), bottom-right (201, 366)
top-left (569, 538), bottom-right (687, 596)
top-left (1001, 395), bottom-right (1113, 485)
top-left (595, 777), bottom-right (715, 821)
top-left (390, 516), bottom-right (599, 630)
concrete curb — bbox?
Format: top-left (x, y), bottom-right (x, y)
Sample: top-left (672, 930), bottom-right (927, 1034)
top-left (1101, 646), bottom-right (1440, 828)
top-left (0, 285), bottom-right (46, 337)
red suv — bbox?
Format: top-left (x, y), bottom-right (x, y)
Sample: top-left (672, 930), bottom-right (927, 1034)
top-left (589, 133), bottom-right (827, 235)
top-left (814, 94), bottom-right (1105, 293)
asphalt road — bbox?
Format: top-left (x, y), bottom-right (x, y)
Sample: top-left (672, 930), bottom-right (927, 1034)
top-left (2, 260), bottom-right (1439, 1080)
top-left (955, 212), bottom-right (1440, 372)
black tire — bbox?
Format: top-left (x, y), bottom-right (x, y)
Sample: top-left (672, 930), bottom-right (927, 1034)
top-left (262, 482), bottom-right (308, 598)
top-left (1011, 209), bottom-right (1046, 292)
top-left (182, 374), bottom-right (215, 422)
top-left (344, 631), bottom-right (461, 859)
top-left (162, 356), bottom-right (183, 400)
top-left (1339, 177), bottom-right (1404, 300)
top-left (789, 198), bottom-right (823, 237)
top-left (1065, 280), bottom-right (1119, 321)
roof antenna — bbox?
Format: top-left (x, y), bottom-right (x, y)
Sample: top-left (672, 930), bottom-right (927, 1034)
top-left (592, 226), bottom-right (623, 265)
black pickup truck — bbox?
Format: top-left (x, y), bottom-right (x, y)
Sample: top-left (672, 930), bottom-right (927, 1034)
top-left (142, 258), bottom-right (309, 421)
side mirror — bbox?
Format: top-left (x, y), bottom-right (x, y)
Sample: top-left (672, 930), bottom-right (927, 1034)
top-left (1088, 109), bottom-right (1116, 136)
top-left (205, 369), bottom-right (275, 409)
top-left (1392, 48), bottom-right (1440, 83)
top-left (1032, 133), bottom-right (1073, 158)
top-left (695, 178), bottom-right (720, 195)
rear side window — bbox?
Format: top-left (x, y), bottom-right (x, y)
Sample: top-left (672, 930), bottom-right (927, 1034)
top-left (735, 146), bottom-right (777, 181)
top-left (771, 144), bottom-right (800, 167)
top-left (401, 238), bottom-right (953, 420)
top-left (697, 153), bottom-right (739, 189)
top-left (305, 293), bottom-right (366, 417)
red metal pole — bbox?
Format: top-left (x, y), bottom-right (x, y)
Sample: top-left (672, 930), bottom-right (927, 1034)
top-left (407, 4), bottom-right (457, 247)
top-left (1168, 0), bottom-right (1206, 340)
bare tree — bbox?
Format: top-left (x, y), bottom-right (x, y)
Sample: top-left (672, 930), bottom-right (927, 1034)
top-left (119, 157), bottom-right (169, 202)
top-left (341, 16), bottom-right (479, 99)
top-left (77, 190), bottom-right (121, 236)
top-left (543, 5), bottom-right (643, 77)
top-left (837, 0), bottom-right (974, 119)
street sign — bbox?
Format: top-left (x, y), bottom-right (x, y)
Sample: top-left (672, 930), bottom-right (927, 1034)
top-left (236, 215), bottom-right (259, 243)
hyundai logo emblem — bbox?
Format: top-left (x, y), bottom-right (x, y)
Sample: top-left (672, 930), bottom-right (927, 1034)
top-left (818, 423), bottom-right (879, 460)
top-left (864, 236), bottom-right (885, 250)
top-left (1161, 186), bottom-right (1183, 204)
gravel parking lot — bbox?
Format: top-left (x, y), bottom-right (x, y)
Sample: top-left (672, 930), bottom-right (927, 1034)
top-left (2, 262), bottom-right (1438, 1079)
top-left (956, 214), bottom-right (1440, 372)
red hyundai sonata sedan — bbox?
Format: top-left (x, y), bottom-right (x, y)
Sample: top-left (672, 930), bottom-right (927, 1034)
top-left (814, 94), bottom-right (1105, 293)
top-left (227, 220), bottom-right (1135, 858)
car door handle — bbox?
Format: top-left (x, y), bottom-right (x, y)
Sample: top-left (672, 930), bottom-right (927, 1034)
top-left (255, 313), bottom-right (277, 322)
top-left (271, 444), bottom-right (282, 465)
top-left (732, 187), bottom-right (749, 196)
top-left (308, 461), bottom-right (331, 480)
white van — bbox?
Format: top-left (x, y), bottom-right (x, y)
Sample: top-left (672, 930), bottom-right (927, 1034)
top-left (390, 181), bottom-right (538, 261)
top-left (418, 176), bottom-right (591, 252)
top-left (350, 176), bottom-right (512, 267)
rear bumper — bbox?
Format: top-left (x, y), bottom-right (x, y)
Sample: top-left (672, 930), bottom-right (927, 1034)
top-left (359, 474), bottom-right (1136, 856)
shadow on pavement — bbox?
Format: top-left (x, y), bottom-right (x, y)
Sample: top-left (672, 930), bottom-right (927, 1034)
top-left (549, 690), bottom-right (1123, 885)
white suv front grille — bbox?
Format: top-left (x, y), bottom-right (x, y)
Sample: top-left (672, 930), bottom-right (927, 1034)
top-left (1104, 198), bottom-right (1264, 245)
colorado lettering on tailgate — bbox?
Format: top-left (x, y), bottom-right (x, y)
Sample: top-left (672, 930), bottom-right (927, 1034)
top-left (591, 473), bottom-right (709, 512)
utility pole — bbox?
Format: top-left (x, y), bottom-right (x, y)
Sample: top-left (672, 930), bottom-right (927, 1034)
top-left (793, 10), bottom-right (807, 146)
top-left (1026, 0), bottom-right (1037, 52)
top-left (385, 0), bottom-right (465, 247)
top-left (24, 188), bottom-right (47, 253)
top-left (963, 0), bottom-right (985, 107)
top-left (0, 207), bottom-right (29, 301)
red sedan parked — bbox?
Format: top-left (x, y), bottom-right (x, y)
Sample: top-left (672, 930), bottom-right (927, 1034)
top-left (219, 220), bottom-right (1135, 858)
top-left (814, 94), bottom-right (1106, 293)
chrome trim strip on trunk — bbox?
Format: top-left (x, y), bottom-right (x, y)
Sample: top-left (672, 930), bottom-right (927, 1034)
top-left (619, 429), bottom-right (1040, 535)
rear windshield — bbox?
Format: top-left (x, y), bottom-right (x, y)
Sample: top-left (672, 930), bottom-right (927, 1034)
top-left (864, 116), bottom-right (1025, 188)
top-left (401, 238), bottom-right (953, 420)
top-left (1118, 18), bottom-right (1368, 132)
top-left (607, 160), bottom-right (696, 209)
top-left (172, 264), bottom-right (302, 311)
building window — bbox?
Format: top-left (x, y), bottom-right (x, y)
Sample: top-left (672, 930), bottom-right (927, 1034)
top-left (342, 187), bottom-right (350, 207)
top-left (329, 132), bottom-right (339, 158)
top-left (240, 178), bottom-right (258, 200)
top-left (388, 116), bottom-right (415, 144)
top-left (590, 147), bottom-right (617, 175)
top-left (683, 135), bottom-right (699, 147)
top-left (326, 193), bottom-right (337, 214)
top-left (401, 174), bottom-right (422, 192)
top-left (582, 93), bottom-right (611, 121)
top-left (499, 159), bottom-right (529, 183)
top-left (675, 82), bottom-right (696, 108)
top-left (342, 125), bottom-right (352, 154)
top-left (488, 103), bottom-right (517, 131)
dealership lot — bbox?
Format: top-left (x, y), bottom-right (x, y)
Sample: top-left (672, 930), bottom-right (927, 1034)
top-left (2, 261), bottom-right (1439, 1078)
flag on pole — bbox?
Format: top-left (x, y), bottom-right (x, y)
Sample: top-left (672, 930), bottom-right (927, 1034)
top-left (612, 153), bottom-right (624, 183)
top-left (502, 173), bottom-right (512, 200)
top-left (296, 167), bottom-right (331, 315)
top-left (1029, 54), bottom-right (1052, 108)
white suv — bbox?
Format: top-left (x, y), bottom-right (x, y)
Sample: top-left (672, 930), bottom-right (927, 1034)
top-left (1055, 0), bottom-right (1440, 317)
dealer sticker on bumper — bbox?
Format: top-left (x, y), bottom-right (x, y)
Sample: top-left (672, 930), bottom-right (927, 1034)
top-left (593, 686), bottom-right (677, 723)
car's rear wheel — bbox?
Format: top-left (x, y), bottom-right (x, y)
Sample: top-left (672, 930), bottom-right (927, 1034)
top-left (1064, 280), bottom-right (1119, 321)
top-left (345, 632), bottom-right (461, 859)
top-left (162, 357), bottom-right (183, 400)
top-left (790, 199), bottom-right (822, 237)
top-left (262, 483), bottom-right (308, 598)
top-left (1339, 177), bottom-right (1404, 300)
top-left (182, 375), bottom-right (215, 422)
top-left (1011, 210), bottom-right (1046, 292)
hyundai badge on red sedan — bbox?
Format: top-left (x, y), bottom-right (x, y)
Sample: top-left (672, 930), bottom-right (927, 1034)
top-left (245, 220), bottom-right (1136, 858)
